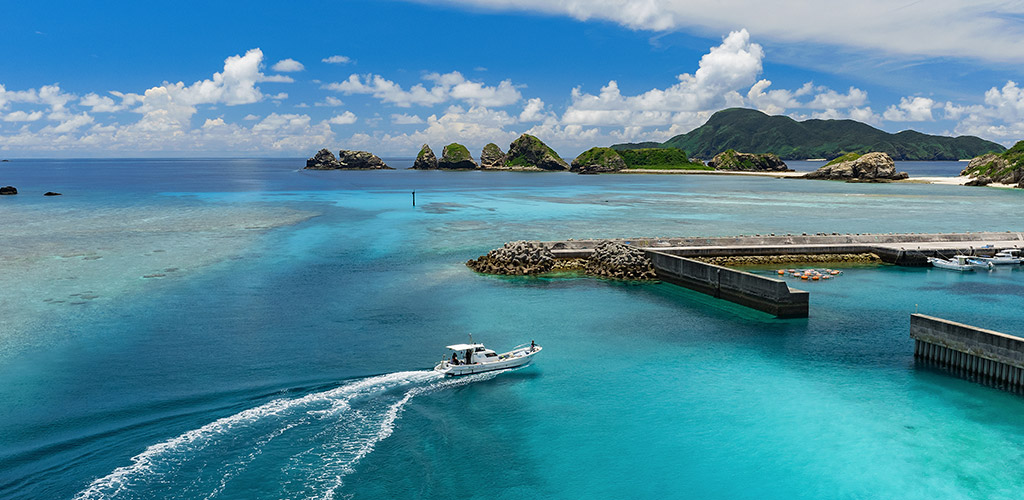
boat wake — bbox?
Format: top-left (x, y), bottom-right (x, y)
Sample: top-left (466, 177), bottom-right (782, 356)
top-left (74, 369), bottom-right (504, 499)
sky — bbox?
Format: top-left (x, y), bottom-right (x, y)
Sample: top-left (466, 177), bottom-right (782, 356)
top-left (2, 0), bottom-right (1024, 158)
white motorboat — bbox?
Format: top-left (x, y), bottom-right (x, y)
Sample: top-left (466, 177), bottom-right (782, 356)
top-left (976, 249), bottom-right (1024, 265)
top-left (434, 339), bottom-right (542, 377)
top-left (927, 255), bottom-right (993, 271)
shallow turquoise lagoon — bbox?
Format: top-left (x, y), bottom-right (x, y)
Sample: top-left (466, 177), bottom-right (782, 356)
top-left (1, 159), bottom-right (1023, 499)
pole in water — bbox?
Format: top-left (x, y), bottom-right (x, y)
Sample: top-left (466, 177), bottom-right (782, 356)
top-left (412, 190), bottom-right (416, 206)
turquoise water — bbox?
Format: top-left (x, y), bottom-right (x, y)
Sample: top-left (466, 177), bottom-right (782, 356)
top-left (1, 159), bottom-right (1023, 499)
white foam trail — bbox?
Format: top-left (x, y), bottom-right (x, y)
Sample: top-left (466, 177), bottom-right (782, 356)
top-left (74, 370), bottom-right (440, 500)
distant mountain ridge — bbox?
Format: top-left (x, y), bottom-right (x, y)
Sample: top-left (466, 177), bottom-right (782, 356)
top-left (612, 108), bottom-right (1005, 161)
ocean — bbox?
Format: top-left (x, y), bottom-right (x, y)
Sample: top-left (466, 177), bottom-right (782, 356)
top-left (1, 158), bottom-right (1022, 499)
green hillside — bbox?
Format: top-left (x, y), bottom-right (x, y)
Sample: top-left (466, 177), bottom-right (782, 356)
top-left (612, 108), bottom-right (1004, 161)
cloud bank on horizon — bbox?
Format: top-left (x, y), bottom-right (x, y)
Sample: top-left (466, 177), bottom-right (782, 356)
top-left (2, 1), bottom-right (1024, 156)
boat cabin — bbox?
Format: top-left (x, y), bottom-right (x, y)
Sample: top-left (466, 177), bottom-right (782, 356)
top-left (445, 343), bottom-right (498, 365)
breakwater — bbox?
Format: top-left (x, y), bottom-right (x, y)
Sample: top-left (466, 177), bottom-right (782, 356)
top-left (648, 251), bottom-right (808, 318)
top-left (543, 231), bottom-right (1024, 266)
top-left (911, 314), bottom-right (1024, 390)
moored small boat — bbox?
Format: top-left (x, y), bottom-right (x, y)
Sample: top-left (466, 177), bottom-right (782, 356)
top-left (975, 249), bottom-right (1023, 265)
top-left (927, 255), bottom-right (993, 271)
top-left (434, 339), bottom-right (542, 377)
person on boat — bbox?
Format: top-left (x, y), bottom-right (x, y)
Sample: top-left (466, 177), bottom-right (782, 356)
top-left (450, 352), bottom-right (460, 365)
top-left (531, 340), bottom-right (536, 352)
top-left (465, 350), bottom-right (472, 364)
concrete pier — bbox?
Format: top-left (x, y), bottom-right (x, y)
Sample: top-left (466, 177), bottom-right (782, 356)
top-left (911, 314), bottom-right (1024, 389)
top-left (545, 231), bottom-right (1024, 266)
top-left (648, 251), bottom-right (808, 318)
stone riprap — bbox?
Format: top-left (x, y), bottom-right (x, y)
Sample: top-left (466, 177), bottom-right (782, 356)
top-left (585, 241), bottom-right (657, 280)
top-left (466, 240), bottom-right (555, 275)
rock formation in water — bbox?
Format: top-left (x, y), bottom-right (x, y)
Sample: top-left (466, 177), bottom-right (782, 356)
top-left (708, 150), bottom-right (790, 171)
top-left (960, 141), bottom-right (1024, 187)
top-left (479, 143), bottom-right (505, 170)
top-left (502, 134), bottom-right (569, 171)
top-left (466, 240), bottom-right (555, 275)
top-left (304, 149), bottom-right (392, 170)
top-left (438, 143), bottom-right (478, 169)
top-left (804, 152), bottom-right (908, 181)
top-left (0, 186), bottom-right (17, 195)
top-left (584, 241), bottom-right (657, 280)
top-left (44, 192), bottom-right (62, 196)
top-left (337, 150), bottom-right (392, 170)
top-left (570, 147), bottom-right (627, 174)
top-left (305, 149), bottom-right (341, 169)
top-left (411, 144), bottom-right (439, 170)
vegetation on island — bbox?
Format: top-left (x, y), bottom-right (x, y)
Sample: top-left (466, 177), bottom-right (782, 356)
top-left (617, 148), bottom-right (710, 170)
top-left (612, 108), bottom-right (1005, 161)
top-left (961, 140), bottom-right (1024, 186)
top-left (442, 143), bottom-right (472, 162)
top-left (824, 152), bottom-right (862, 166)
top-left (504, 134), bottom-right (569, 170)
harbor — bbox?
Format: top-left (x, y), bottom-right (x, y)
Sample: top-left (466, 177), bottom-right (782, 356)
top-left (911, 314), bottom-right (1024, 390)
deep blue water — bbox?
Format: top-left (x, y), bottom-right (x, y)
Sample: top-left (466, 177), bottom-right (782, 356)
top-left (1, 159), bottom-right (1023, 499)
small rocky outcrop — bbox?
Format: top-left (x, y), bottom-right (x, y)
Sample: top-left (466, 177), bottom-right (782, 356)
top-left (411, 144), bottom-right (438, 170)
top-left (44, 192), bottom-right (62, 196)
top-left (585, 242), bottom-right (657, 280)
top-left (337, 149), bottom-right (392, 169)
top-left (305, 148), bottom-right (341, 169)
top-left (503, 134), bottom-right (569, 171)
top-left (571, 147), bottom-right (626, 174)
top-left (708, 150), bottom-right (790, 171)
top-left (480, 143), bottom-right (505, 170)
top-left (438, 143), bottom-right (478, 170)
top-left (961, 144), bottom-right (1024, 186)
top-left (466, 241), bottom-right (555, 275)
top-left (804, 152), bottom-right (908, 181)
top-left (0, 186), bottom-right (17, 195)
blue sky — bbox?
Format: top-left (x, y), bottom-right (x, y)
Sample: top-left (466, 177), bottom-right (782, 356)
top-left (2, 0), bottom-right (1024, 157)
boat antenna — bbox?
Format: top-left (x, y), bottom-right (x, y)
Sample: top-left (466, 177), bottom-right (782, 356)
top-left (469, 333), bottom-right (473, 344)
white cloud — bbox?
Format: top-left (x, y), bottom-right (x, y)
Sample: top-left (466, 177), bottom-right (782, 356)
top-left (259, 75), bottom-right (295, 83)
top-left (946, 81), bottom-right (1024, 143)
top-left (315, 96), bottom-right (345, 107)
top-left (806, 87), bottom-right (868, 109)
top-left (427, 0), bottom-right (1024, 63)
top-left (243, 114), bottom-right (260, 120)
top-left (883, 96), bottom-right (936, 121)
top-left (272, 58), bottom-right (305, 72)
top-left (391, 113), bottom-right (425, 124)
top-left (2, 110), bottom-right (44, 122)
top-left (323, 71), bottom-right (521, 108)
top-left (561, 30), bottom-right (762, 127)
top-left (327, 111), bottom-right (358, 125)
top-left (322, 55), bottom-right (351, 64)
top-left (519, 97), bottom-right (548, 122)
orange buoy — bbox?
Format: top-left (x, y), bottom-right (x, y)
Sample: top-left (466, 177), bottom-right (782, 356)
top-left (801, 275), bottom-right (809, 280)
top-left (831, 270), bottom-right (840, 275)
top-left (812, 275), bottom-right (820, 280)
top-left (777, 270), bottom-right (785, 275)
top-left (823, 275), bottom-right (832, 279)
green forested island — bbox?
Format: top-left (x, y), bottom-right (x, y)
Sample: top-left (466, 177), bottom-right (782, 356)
top-left (613, 108), bottom-right (1005, 161)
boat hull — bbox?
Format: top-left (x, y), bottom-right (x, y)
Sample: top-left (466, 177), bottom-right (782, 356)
top-left (435, 346), bottom-right (541, 377)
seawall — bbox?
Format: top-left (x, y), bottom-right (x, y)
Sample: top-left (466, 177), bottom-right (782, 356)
top-left (647, 251), bottom-right (808, 318)
top-left (911, 314), bottom-right (1024, 389)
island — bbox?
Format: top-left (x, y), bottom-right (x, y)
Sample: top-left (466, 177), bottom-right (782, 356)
top-left (613, 107), bottom-right (1004, 161)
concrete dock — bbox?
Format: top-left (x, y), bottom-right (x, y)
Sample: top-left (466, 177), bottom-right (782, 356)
top-left (911, 314), bottom-right (1024, 389)
top-left (545, 231), bottom-right (1024, 266)
top-left (538, 231), bottom-right (1022, 317)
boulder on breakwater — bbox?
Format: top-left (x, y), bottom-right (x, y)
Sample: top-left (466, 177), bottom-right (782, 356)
top-left (585, 241), bottom-right (657, 280)
top-left (467, 240), bottom-right (656, 280)
top-left (466, 240), bottom-right (555, 275)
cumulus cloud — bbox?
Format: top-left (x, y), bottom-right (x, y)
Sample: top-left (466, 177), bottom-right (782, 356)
top-left (945, 81), bottom-right (1024, 142)
top-left (422, 0), bottom-right (1024, 63)
top-left (315, 96), bottom-right (345, 107)
top-left (323, 71), bottom-right (521, 108)
top-left (322, 55), bottom-right (351, 64)
top-left (272, 58), bottom-right (305, 72)
top-left (883, 96), bottom-right (936, 121)
top-left (391, 113), bottom-right (425, 124)
top-left (327, 111), bottom-right (358, 125)
top-left (519, 97), bottom-right (549, 122)
top-left (2, 110), bottom-right (44, 122)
